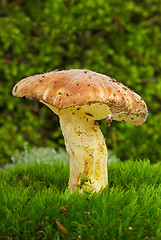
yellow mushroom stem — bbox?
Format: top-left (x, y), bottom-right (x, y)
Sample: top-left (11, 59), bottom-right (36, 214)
top-left (59, 111), bottom-right (108, 192)
top-left (41, 101), bottom-right (108, 193)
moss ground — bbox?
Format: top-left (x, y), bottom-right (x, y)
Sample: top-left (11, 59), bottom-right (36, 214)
top-left (0, 150), bottom-right (161, 239)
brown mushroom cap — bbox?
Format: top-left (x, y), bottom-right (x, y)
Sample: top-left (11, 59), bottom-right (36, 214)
top-left (12, 69), bottom-right (148, 125)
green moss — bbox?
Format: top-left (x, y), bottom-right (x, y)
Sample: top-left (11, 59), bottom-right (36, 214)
top-left (0, 152), bottom-right (161, 239)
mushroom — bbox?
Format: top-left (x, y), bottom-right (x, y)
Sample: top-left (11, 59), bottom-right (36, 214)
top-left (12, 69), bottom-right (148, 193)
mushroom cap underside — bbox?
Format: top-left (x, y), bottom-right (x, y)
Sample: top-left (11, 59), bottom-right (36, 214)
top-left (12, 69), bottom-right (148, 125)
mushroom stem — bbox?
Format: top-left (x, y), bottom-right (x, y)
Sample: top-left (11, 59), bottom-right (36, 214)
top-left (58, 110), bottom-right (108, 193)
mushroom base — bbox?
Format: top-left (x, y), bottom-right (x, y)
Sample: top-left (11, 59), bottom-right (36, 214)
top-left (58, 110), bottom-right (108, 193)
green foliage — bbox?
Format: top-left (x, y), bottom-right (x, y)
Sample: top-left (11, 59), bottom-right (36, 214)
top-left (1, 156), bottom-right (161, 239)
top-left (0, 0), bottom-right (161, 163)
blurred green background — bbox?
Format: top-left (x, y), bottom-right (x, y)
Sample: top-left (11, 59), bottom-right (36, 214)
top-left (0, 0), bottom-right (161, 164)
